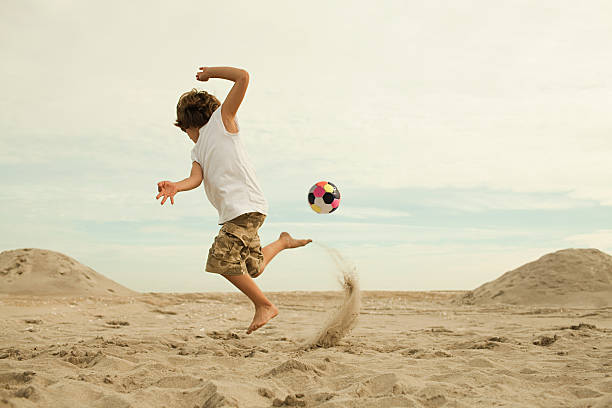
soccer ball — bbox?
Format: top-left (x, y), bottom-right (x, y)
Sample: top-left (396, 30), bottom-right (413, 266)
top-left (308, 181), bottom-right (341, 214)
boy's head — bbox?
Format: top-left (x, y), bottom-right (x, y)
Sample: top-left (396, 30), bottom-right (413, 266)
top-left (174, 88), bottom-right (220, 132)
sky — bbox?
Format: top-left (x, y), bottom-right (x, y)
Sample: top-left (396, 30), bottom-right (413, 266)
top-left (1, 0), bottom-right (612, 293)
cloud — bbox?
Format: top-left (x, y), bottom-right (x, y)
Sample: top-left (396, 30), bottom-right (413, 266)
top-left (2, 0), bottom-right (612, 292)
top-left (262, 221), bottom-right (536, 248)
top-left (564, 230), bottom-right (612, 253)
top-left (4, 0), bottom-right (612, 208)
top-left (335, 206), bottom-right (411, 219)
top-left (414, 190), bottom-right (594, 212)
top-left (240, 241), bottom-right (559, 292)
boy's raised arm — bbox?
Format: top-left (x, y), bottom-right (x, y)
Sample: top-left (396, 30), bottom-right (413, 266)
top-left (196, 66), bottom-right (249, 128)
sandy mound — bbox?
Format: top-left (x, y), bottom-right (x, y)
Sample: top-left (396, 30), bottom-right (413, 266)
top-left (0, 248), bottom-right (136, 296)
top-left (460, 248), bottom-right (612, 307)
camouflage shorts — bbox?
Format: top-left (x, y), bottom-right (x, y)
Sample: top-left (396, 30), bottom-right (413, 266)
top-left (205, 212), bottom-right (266, 278)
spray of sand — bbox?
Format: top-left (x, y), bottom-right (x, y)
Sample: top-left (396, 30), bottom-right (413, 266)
top-left (306, 243), bottom-right (361, 348)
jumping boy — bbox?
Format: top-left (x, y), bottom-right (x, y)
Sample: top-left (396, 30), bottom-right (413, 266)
top-left (156, 66), bottom-right (311, 334)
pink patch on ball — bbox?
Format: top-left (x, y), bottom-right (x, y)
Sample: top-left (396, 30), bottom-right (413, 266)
top-left (316, 181), bottom-right (327, 187)
top-left (313, 186), bottom-right (325, 197)
top-left (331, 198), bottom-right (340, 208)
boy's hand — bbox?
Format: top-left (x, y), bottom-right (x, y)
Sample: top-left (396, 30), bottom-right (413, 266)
top-left (196, 67), bottom-right (211, 82)
top-left (156, 181), bottom-right (178, 205)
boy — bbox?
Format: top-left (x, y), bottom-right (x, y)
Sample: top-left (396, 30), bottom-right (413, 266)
top-left (156, 66), bottom-right (311, 334)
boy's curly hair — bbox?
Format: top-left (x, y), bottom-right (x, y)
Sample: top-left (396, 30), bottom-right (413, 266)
top-left (174, 89), bottom-right (221, 131)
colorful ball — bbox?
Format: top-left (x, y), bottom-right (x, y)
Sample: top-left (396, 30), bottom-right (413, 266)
top-left (308, 181), bottom-right (340, 214)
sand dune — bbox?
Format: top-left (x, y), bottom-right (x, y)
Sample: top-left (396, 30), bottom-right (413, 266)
top-left (0, 249), bottom-right (136, 297)
top-left (459, 248), bottom-right (612, 308)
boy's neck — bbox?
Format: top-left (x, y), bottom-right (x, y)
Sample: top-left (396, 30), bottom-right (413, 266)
top-left (186, 128), bottom-right (200, 143)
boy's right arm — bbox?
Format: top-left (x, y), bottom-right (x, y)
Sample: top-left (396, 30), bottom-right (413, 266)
top-left (156, 161), bottom-right (203, 205)
top-left (196, 66), bottom-right (249, 133)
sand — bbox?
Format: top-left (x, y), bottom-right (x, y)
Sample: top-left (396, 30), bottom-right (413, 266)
top-left (308, 244), bottom-right (360, 349)
top-left (1, 291), bottom-right (611, 407)
top-left (459, 248), bottom-right (612, 308)
top-left (1, 247), bottom-right (611, 407)
top-left (0, 249), bottom-right (135, 297)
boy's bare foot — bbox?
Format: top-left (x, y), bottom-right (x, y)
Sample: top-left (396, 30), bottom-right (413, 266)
top-left (247, 303), bottom-right (278, 334)
top-left (279, 232), bottom-right (312, 249)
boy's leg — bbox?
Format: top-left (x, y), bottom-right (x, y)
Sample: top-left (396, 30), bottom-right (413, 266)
top-left (252, 232), bottom-right (312, 278)
top-left (223, 273), bottom-right (278, 334)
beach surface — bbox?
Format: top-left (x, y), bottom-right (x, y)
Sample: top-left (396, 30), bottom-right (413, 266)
top-left (1, 290), bottom-right (611, 408)
top-left (2, 247), bottom-right (612, 407)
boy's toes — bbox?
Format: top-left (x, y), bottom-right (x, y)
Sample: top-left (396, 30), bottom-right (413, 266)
top-left (248, 322), bottom-right (263, 334)
top-left (247, 321), bottom-right (259, 334)
top-left (247, 304), bottom-right (278, 334)
top-left (280, 232), bottom-right (312, 249)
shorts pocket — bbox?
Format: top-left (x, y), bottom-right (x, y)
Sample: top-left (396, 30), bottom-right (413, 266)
top-left (206, 230), bottom-right (246, 276)
top-left (211, 230), bottom-right (244, 263)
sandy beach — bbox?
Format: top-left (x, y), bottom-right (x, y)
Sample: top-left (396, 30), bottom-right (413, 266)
top-left (1, 248), bottom-right (611, 407)
top-left (1, 291), bottom-right (611, 407)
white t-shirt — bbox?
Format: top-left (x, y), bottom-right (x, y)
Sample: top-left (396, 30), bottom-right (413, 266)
top-left (190, 107), bottom-right (268, 224)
